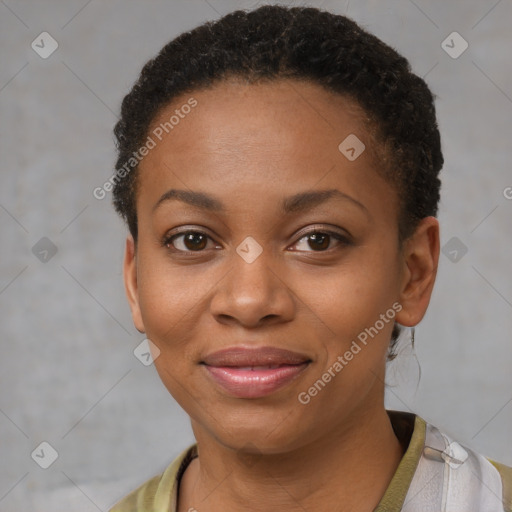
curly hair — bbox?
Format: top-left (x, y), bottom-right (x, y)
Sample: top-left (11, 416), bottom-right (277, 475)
top-left (112, 4), bottom-right (443, 359)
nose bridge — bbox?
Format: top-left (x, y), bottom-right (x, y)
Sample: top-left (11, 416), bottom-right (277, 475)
top-left (210, 239), bottom-right (294, 326)
top-left (230, 241), bottom-right (278, 304)
top-left (234, 241), bottom-right (274, 291)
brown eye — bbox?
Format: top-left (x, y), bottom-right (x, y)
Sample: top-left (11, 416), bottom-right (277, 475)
top-left (307, 233), bottom-right (330, 251)
top-left (291, 230), bottom-right (350, 252)
top-left (167, 231), bottom-right (211, 252)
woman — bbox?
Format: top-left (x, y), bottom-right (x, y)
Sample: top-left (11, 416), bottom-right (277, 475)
top-left (109, 5), bottom-right (511, 511)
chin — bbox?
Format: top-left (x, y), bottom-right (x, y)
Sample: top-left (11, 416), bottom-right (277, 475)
top-left (196, 408), bottom-right (311, 455)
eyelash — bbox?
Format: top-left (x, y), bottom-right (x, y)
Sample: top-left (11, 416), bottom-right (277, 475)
top-left (162, 227), bottom-right (352, 254)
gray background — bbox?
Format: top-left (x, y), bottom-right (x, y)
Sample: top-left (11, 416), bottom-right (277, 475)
top-left (1, 0), bottom-right (511, 510)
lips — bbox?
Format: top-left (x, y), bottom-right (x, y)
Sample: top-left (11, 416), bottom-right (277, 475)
top-left (201, 346), bottom-right (311, 398)
top-left (202, 346), bottom-right (310, 367)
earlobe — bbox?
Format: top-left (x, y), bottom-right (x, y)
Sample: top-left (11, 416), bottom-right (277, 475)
top-left (123, 235), bottom-right (145, 333)
top-left (395, 217), bottom-right (440, 327)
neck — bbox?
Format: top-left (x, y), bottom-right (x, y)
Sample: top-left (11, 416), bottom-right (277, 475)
top-left (179, 405), bottom-right (404, 512)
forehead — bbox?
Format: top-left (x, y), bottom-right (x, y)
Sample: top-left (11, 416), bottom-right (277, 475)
top-left (137, 78), bottom-right (395, 217)
top-left (147, 78), bottom-right (370, 157)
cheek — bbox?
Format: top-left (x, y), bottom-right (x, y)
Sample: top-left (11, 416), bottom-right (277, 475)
top-left (290, 251), bottom-right (401, 370)
top-left (290, 266), bottom-right (399, 418)
top-left (297, 258), bottom-right (399, 332)
top-left (135, 252), bottom-right (206, 348)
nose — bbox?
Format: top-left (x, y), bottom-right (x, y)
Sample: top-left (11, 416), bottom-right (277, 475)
top-left (209, 248), bottom-right (295, 328)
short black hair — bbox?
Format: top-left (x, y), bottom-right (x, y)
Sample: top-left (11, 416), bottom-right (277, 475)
top-left (112, 4), bottom-right (443, 358)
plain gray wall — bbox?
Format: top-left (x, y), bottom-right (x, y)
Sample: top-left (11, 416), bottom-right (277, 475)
top-left (1, 0), bottom-right (511, 510)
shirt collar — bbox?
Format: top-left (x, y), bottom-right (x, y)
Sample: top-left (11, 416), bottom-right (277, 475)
top-left (154, 410), bottom-right (425, 511)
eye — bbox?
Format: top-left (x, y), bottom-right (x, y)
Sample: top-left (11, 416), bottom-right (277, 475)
top-left (164, 230), bottom-right (218, 252)
top-left (291, 229), bottom-right (351, 252)
top-left (163, 227), bottom-right (351, 254)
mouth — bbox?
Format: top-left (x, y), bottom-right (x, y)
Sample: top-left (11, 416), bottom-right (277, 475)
top-left (201, 346), bottom-right (311, 399)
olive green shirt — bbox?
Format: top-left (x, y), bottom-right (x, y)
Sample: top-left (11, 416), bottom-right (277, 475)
top-left (109, 411), bottom-right (512, 511)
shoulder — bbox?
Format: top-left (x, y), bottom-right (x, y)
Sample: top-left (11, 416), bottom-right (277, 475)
top-left (382, 411), bottom-right (511, 511)
top-left (109, 444), bottom-right (198, 512)
top-left (489, 458), bottom-right (512, 512)
top-left (413, 418), bottom-right (511, 512)
top-left (109, 474), bottom-right (163, 512)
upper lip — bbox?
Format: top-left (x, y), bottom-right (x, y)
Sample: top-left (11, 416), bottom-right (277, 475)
top-left (201, 346), bottom-right (311, 367)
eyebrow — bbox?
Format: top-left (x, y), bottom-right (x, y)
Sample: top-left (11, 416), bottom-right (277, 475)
top-left (153, 188), bottom-right (369, 216)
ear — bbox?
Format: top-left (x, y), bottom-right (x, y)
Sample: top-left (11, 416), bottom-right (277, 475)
top-left (395, 216), bottom-right (440, 327)
top-left (123, 235), bottom-right (145, 333)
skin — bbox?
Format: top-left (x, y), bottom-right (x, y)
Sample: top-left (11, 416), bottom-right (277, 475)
top-left (123, 78), bottom-right (440, 511)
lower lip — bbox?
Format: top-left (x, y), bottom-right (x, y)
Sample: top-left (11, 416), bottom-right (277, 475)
top-left (203, 363), bottom-right (309, 398)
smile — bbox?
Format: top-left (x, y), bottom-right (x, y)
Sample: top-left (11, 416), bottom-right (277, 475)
top-left (201, 346), bottom-right (311, 399)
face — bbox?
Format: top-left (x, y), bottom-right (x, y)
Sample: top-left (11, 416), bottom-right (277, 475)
top-left (124, 78), bottom-right (439, 454)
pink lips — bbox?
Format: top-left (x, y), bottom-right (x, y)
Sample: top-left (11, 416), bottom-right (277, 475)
top-left (201, 346), bottom-right (310, 398)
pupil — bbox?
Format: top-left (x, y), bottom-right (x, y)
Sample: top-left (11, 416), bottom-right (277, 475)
top-left (185, 233), bottom-right (206, 250)
top-left (309, 233), bottom-right (329, 251)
